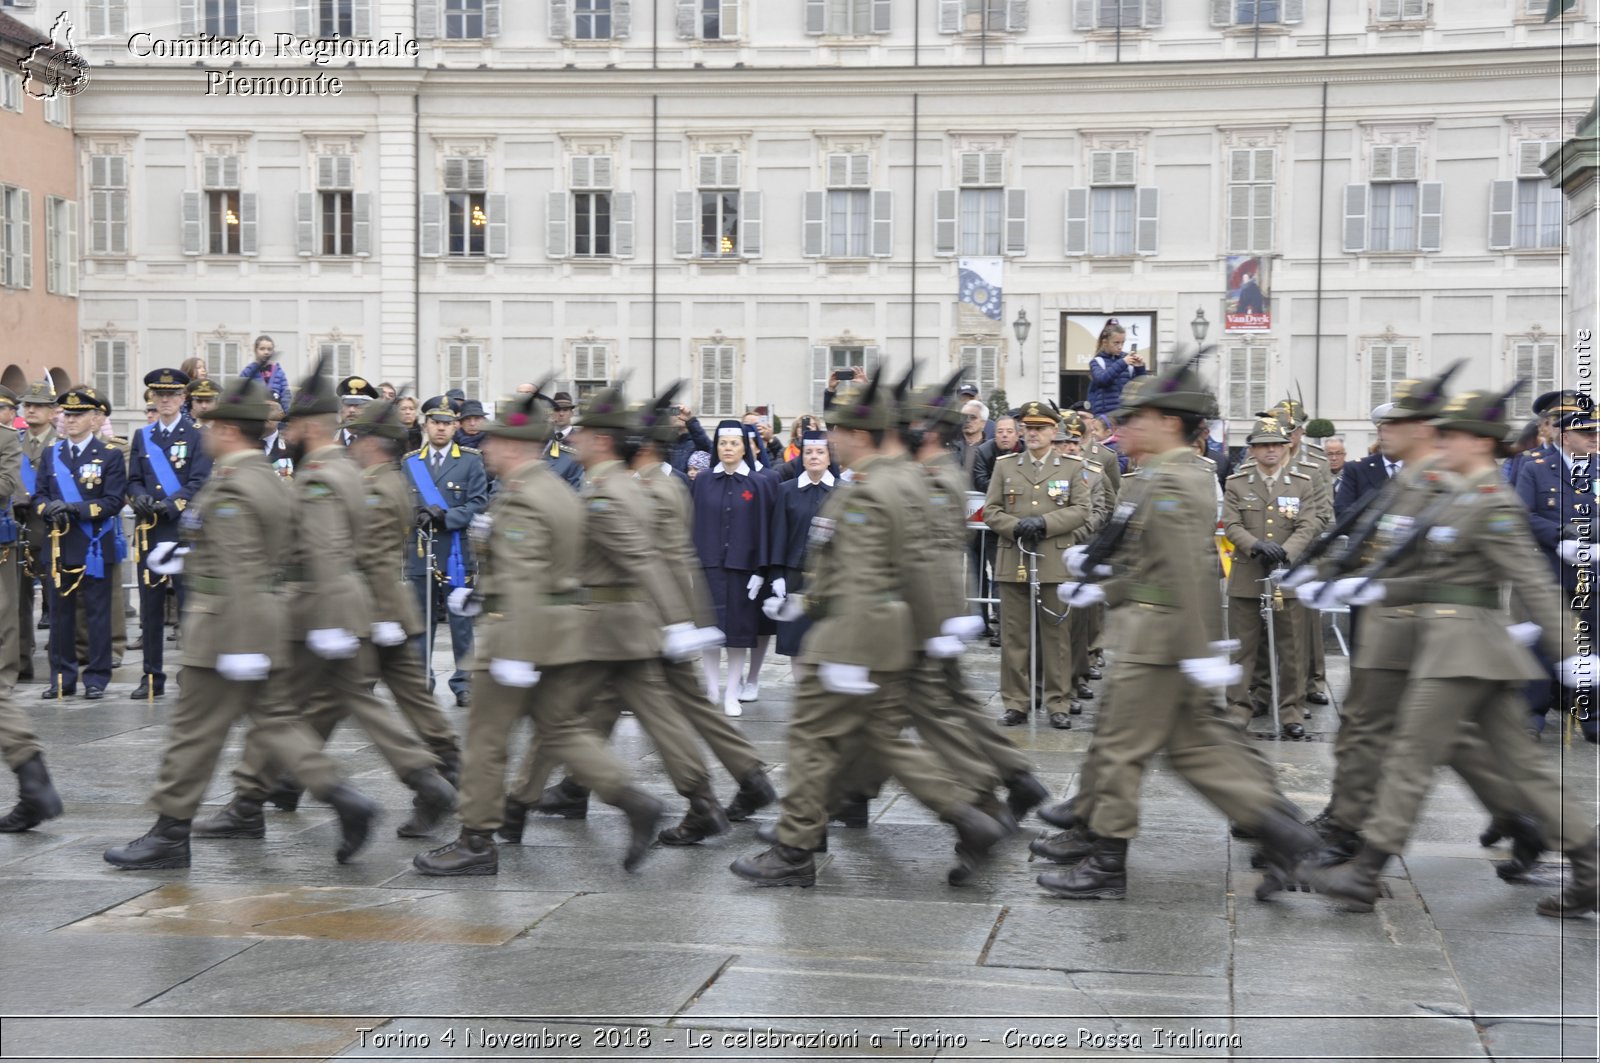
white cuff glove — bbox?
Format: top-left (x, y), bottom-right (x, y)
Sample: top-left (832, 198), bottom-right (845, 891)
top-left (371, 621), bottom-right (407, 647)
top-left (1559, 655), bottom-right (1594, 689)
top-left (1297, 581), bottom-right (1331, 610)
top-left (925, 635), bottom-right (965, 659)
top-left (217, 652), bottom-right (271, 682)
top-left (746, 574), bottom-right (765, 600)
top-left (147, 541), bottom-right (188, 576)
top-left (691, 626), bottom-right (726, 653)
top-left (1063, 545), bottom-right (1111, 579)
top-left (763, 594), bottom-right (805, 622)
top-left (1332, 577), bottom-right (1385, 607)
top-left (490, 658), bottom-right (541, 688)
top-left (468, 513), bottom-right (493, 547)
top-left (770, 577), bottom-right (788, 600)
top-left (941, 614), bottom-right (986, 642)
top-left (1179, 655), bottom-right (1242, 690)
top-left (661, 622), bottom-right (702, 662)
top-left (1278, 566), bottom-right (1316, 591)
top-left (307, 628), bottom-right (360, 659)
top-left (818, 662), bottom-right (878, 695)
top-left (1559, 540), bottom-right (1587, 566)
top-left (1507, 622), bottom-right (1542, 648)
top-left (447, 586), bottom-right (482, 617)
top-left (1210, 639), bottom-right (1241, 657)
top-left (1057, 581), bottom-right (1107, 608)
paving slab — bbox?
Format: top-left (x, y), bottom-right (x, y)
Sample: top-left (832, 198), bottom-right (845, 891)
top-left (0, 932), bottom-right (259, 1012)
top-left (982, 903), bottom-right (1232, 977)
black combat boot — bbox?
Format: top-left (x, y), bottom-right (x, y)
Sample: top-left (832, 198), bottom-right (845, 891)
top-left (1037, 836), bottom-right (1128, 899)
top-left (755, 820), bottom-right (827, 852)
top-left (828, 795), bottom-right (870, 828)
top-left (1029, 826), bottom-right (1095, 864)
top-left (1005, 772), bottom-right (1050, 823)
top-left (1493, 814), bottom-right (1546, 882)
top-left (437, 747), bottom-right (462, 789)
top-left (498, 797), bottom-right (529, 844)
top-left (610, 787), bottom-right (664, 871)
top-left (130, 674), bottom-right (165, 699)
top-left (534, 777), bottom-right (591, 819)
top-left (946, 803), bottom-right (1009, 886)
top-left (723, 769), bottom-right (777, 823)
top-left (1304, 844), bottom-right (1392, 912)
top-left (1479, 815), bottom-right (1510, 848)
top-left (264, 777), bottom-right (303, 813)
top-left (413, 828), bottom-right (498, 876)
top-left (0, 754), bottom-right (64, 833)
top-left (104, 815), bottom-right (191, 870)
top-left (1536, 834), bottom-right (1600, 919)
top-left (658, 790), bottom-right (732, 846)
top-left (1308, 822), bottom-right (1362, 868)
top-left (1035, 800), bottom-right (1080, 831)
top-left (325, 785), bottom-right (378, 864)
top-left (730, 844), bottom-right (817, 887)
top-left (191, 797), bottom-right (266, 839)
top-left (393, 769), bottom-right (458, 839)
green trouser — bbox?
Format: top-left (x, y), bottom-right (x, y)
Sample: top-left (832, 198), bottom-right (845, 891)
top-left (1364, 677), bottom-right (1596, 855)
top-left (1086, 601), bottom-right (1105, 658)
top-left (1086, 661), bottom-right (1281, 840)
top-left (1227, 594), bottom-right (1304, 726)
top-left (148, 667), bottom-right (341, 819)
top-left (998, 582), bottom-right (1073, 714)
top-left (0, 544), bottom-right (17, 689)
top-left (0, 688), bottom-right (42, 768)
top-left (373, 641), bottom-right (460, 760)
top-left (1068, 606), bottom-right (1091, 685)
top-left (1304, 604), bottom-right (1327, 693)
top-left (510, 657), bottom-right (711, 804)
top-left (777, 664), bottom-right (975, 851)
top-left (457, 663), bottom-right (633, 832)
top-left (232, 642), bottom-right (437, 798)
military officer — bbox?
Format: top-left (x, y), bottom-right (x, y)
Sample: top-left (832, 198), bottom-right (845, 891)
top-left (186, 378), bottom-right (220, 420)
top-left (1222, 416), bottom-right (1320, 737)
top-left (337, 375), bottom-right (380, 446)
top-left (1057, 412), bottom-right (1113, 702)
top-left (125, 368), bottom-right (213, 699)
top-left (13, 381), bottom-right (58, 681)
top-left (0, 387), bottom-right (24, 689)
top-left (102, 378), bottom-right (378, 870)
top-left (1508, 389), bottom-right (1589, 485)
top-left (406, 397), bottom-right (490, 708)
top-left (983, 401), bottom-right (1092, 728)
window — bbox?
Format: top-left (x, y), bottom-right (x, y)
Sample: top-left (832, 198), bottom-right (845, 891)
top-left (572, 342), bottom-right (609, 402)
top-left (204, 0), bottom-right (242, 36)
top-left (804, 0), bottom-right (890, 35)
top-left (183, 153), bottom-right (255, 257)
top-left (935, 153), bottom-right (1025, 257)
top-left (575, 0), bottom-right (612, 39)
top-left (547, 155), bottom-right (632, 261)
top-left (445, 0), bottom-right (485, 39)
top-left (446, 156), bottom-right (486, 257)
top-left (1491, 141), bottom-right (1565, 251)
top-left (89, 155), bottom-right (128, 256)
top-left (1343, 144), bottom-right (1441, 254)
top-left (1226, 344), bottom-right (1268, 419)
top-left (1513, 181), bottom-right (1563, 250)
top-left (804, 153), bottom-right (888, 259)
top-left (698, 343), bottom-right (738, 418)
top-left (1374, 0), bottom-right (1427, 22)
top-left (1366, 342), bottom-right (1410, 412)
top-left (1217, 0), bottom-right (1303, 23)
top-left (207, 338), bottom-right (245, 378)
top-left (1071, 0), bottom-right (1162, 30)
top-left (307, 155), bottom-right (363, 257)
top-left (808, 344), bottom-right (880, 412)
top-left (206, 190), bottom-right (240, 255)
top-left (45, 196), bottom-right (76, 296)
top-left (959, 344), bottom-right (999, 403)
top-left (941, 0), bottom-right (1029, 32)
top-left (1066, 148), bottom-right (1157, 256)
top-left (1368, 182), bottom-right (1417, 252)
top-left (87, 1), bottom-right (130, 38)
top-left (0, 185), bottom-right (31, 290)
top-left (959, 190), bottom-right (1003, 256)
top-left (0, 71), bottom-right (21, 114)
top-left (1226, 148), bottom-right (1275, 253)
top-left (43, 93), bottom-right (68, 127)
top-left (1510, 339), bottom-right (1559, 421)
top-left (677, 0), bottom-right (738, 40)
top-left (91, 338), bottom-right (130, 410)
top-left (828, 191), bottom-right (870, 257)
top-left (318, 340), bottom-right (354, 380)
top-left (320, 0), bottom-right (353, 37)
top-left (445, 342), bottom-right (485, 400)
top-left (571, 156), bottom-right (611, 258)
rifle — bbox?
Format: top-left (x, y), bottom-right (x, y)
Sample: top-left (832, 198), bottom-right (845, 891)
top-left (1074, 492), bottom-right (1146, 584)
top-left (1279, 475), bottom-right (1401, 584)
top-left (1338, 486), bottom-right (1466, 600)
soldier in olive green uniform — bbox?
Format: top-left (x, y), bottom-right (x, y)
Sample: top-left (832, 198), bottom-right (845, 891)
top-left (1056, 412), bottom-right (1113, 700)
top-left (0, 387), bottom-right (23, 689)
top-left (983, 401), bottom-right (1092, 729)
top-left (103, 379), bottom-right (377, 870)
top-left (14, 382), bottom-right (58, 680)
top-left (1306, 387), bottom-right (1597, 919)
top-left (412, 390), bottom-right (665, 877)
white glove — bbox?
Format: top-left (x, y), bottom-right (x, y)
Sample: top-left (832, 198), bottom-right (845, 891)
top-left (1278, 566), bottom-right (1316, 591)
top-left (1559, 655), bottom-right (1594, 689)
top-left (1210, 639), bottom-right (1241, 657)
top-left (1057, 581), bottom-right (1107, 608)
top-left (941, 614), bottom-right (986, 642)
top-left (1558, 540), bottom-right (1587, 566)
top-left (371, 621), bottom-right (407, 647)
top-left (146, 541), bottom-right (188, 576)
top-left (307, 628), bottom-right (360, 659)
top-left (763, 594), bottom-right (805, 622)
top-left (690, 626), bottom-right (726, 653)
top-left (1179, 655), bottom-right (1242, 689)
top-left (1296, 581), bottom-right (1331, 609)
top-left (1507, 622), bottom-right (1542, 647)
top-left (216, 652), bottom-right (271, 682)
top-left (490, 658), bottom-right (540, 688)
top-left (1063, 545), bottom-right (1111, 578)
top-left (447, 586), bottom-right (482, 617)
top-left (925, 635), bottom-right (965, 659)
top-left (468, 513), bottom-right (493, 547)
top-left (770, 577), bottom-right (788, 600)
top-left (661, 622), bottom-right (702, 662)
top-left (746, 574), bottom-right (764, 600)
top-left (1331, 577), bottom-right (1385, 607)
top-left (818, 662), bottom-right (878, 695)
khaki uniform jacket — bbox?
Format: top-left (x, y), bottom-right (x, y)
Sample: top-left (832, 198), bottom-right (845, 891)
top-left (178, 450), bottom-right (292, 668)
top-left (1222, 466), bottom-right (1320, 598)
top-left (636, 461), bottom-right (717, 630)
top-left (1086, 438), bottom-right (1122, 495)
top-left (475, 458), bottom-right (588, 669)
top-left (287, 444), bottom-right (373, 640)
top-left (360, 461), bottom-right (426, 637)
top-left (800, 453), bottom-right (919, 671)
top-left (579, 459), bottom-right (691, 661)
top-left (0, 429), bottom-right (20, 560)
top-left (1291, 445), bottom-right (1334, 525)
top-left (919, 451), bottom-right (973, 627)
top-left (18, 427), bottom-right (56, 565)
top-left (1068, 457), bottom-right (1114, 547)
top-left (983, 449), bottom-right (1092, 584)
top-left (879, 454), bottom-right (949, 642)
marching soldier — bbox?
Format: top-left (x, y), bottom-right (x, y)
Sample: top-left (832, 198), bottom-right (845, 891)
top-left (102, 378), bottom-right (377, 870)
top-left (983, 401), bottom-right (1092, 729)
top-left (0, 387), bottom-right (24, 689)
top-left (0, 675), bottom-right (63, 832)
top-left (14, 381), bottom-right (58, 682)
top-left (125, 368), bottom-right (212, 699)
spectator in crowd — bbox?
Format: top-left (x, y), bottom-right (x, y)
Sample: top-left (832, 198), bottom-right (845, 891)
top-left (686, 450), bottom-right (711, 481)
top-left (378, 382), bottom-right (397, 401)
top-left (1324, 436), bottom-right (1347, 494)
top-left (666, 402), bottom-right (713, 475)
top-left (143, 398), bottom-right (158, 425)
top-left (1335, 406), bottom-right (1399, 517)
top-left (742, 412), bottom-right (785, 468)
top-left (455, 400), bottom-right (488, 450)
top-left (397, 395), bottom-right (422, 452)
top-left (972, 414), bottom-right (1021, 493)
top-left (548, 392), bottom-right (577, 443)
top-left (240, 335), bottom-right (291, 413)
top-left (178, 357), bottom-right (208, 383)
top-left (1085, 322), bottom-right (1146, 419)
top-left (781, 415), bottom-right (820, 463)
top-left (953, 399), bottom-right (988, 480)
top-left (957, 382), bottom-right (996, 440)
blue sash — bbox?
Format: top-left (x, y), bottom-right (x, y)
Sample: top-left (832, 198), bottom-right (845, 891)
top-left (51, 443), bottom-right (119, 579)
top-left (405, 454), bottom-right (466, 588)
top-left (141, 424), bottom-right (182, 499)
top-left (19, 451), bottom-right (35, 496)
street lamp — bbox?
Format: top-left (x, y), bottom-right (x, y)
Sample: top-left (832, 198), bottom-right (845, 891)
top-left (1013, 309), bottom-right (1031, 376)
top-left (1191, 308), bottom-right (1210, 346)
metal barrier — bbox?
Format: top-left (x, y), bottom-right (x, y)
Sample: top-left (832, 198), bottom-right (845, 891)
top-left (963, 490), bottom-right (1000, 610)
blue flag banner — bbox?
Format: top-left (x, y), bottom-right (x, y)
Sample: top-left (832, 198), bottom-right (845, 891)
top-left (958, 257), bottom-right (1004, 321)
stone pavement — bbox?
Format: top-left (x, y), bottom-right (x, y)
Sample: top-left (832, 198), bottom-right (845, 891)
top-left (0, 632), bottom-right (1596, 1062)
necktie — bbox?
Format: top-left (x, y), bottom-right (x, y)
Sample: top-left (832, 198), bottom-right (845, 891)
top-left (1386, 461), bottom-right (1397, 478)
top-left (432, 453), bottom-right (443, 472)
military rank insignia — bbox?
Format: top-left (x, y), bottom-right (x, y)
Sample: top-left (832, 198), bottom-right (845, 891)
top-left (1275, 496), bottom-right (1301, 519)
top-left (79, 460), bottom-right (103, 487)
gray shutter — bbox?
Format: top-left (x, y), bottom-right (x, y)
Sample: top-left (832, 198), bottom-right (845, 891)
top-left (1378, 0), bottom-right (1400, 17)
top-left (739, 190), bottom-right (762, 258)
top-left (484, 0), bottom-right (501, 36)
top-left (1142, 0), bottom-right (1162, 28)
top-left (1342, 184), bottom-right (1368, 253)
top-left (15, 190), bottom-right (29, 288)
top-left (417, 0), bottom-right (438, 37)
top-left (1135, 186), bottom-right (1158, 255)
top-left (546, 190), bottom-right (569, 258)
top-left (872, 0), bottom-right (892, 33)
top-left (803, 190), bottom-right (826, 258)
top-left (486, 193), bottom-right (508, 257)
top-left (240, 0), bottom-right (257, 35)
top-left (863, 346), bottom-right (881, 375)
top-left (1007, 0), bottom-right (1029, 32)
top-left (1283, 0), bottom-right (1304, 23)
top-left (674, 190), bottom-right (696, 257)
top-left (870, 189), bottom-right (892, 258)
top-left (1488, 179), bottom-right (1516, 251)
top-left (1210, 0), bottom-right (1231, 25)
top-left (63, 200), bottom-right (77, 296)
top-left (676, 0), bottom-right (696, 38)
top-left (239, 192), bottom-right (258, 256)
top-left (294, 0), bottom-right (312, 36)
top-left (110, 0), bottom-right (128, 34)
top-left (1227, 185), bottom-right (1250, 253)
top-left (354, 0), bottom-right (373, 36)
top-left (612, 191), bottom-right (635, 258)
top-left (181, 191), bottom-right (203, 255)
top-left (1065, 187), bottom-right (1089, 255)
top-left (550, 0), bottom-right (570, 37)
top-left (353, 193), bottom-right (372, 256)
top-left (811, 345), bottom-right (829, 413)
top-left (179, 0), bottom-right (197, 35)
top-left (805, 0), bottom-right (826, 34)
top-left (420, 193), bottom-right (442, 256)
top-left (934, 188), bottom-right (957, 256)
top-left (614, 0), bottom-right (631, 38)
top-left (296, 191), bottom-right (315, 255)
top-left (1073, 0), bottom-right (1095, 30)
top-left (1418, 181), bottom-right (1443, 253)
top-left (1004, 188), bottom-right (1028, 256)
top-left (939, 0), bottom-right (961, 34)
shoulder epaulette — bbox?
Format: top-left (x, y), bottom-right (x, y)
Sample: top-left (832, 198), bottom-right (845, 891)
top-left (406, 448), bottom-right (425, 459)
top-left (1198, 455), bottom-right (1216, 466)
top-left (1085, 459), bottom-right (1103, 473)
top-left (1288, 469), bottom-right (1310, 479)
top-left (459, 446), bottom-right (482, 456)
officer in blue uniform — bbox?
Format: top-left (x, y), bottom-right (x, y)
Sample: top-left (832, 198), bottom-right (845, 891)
top-left (1508, 390), bottom-right (1589, 485)
top-left (33, 388), bottom-right (126, 700)
top-left (406, 396), bottom-right (489, 708)
top-left (126, 368), bottom-right (213, 699)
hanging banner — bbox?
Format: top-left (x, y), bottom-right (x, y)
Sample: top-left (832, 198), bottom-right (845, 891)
top-left (1225, 255), bottom-right (1271, 333)
top-left (957, 257), bottom-right (1004, 321)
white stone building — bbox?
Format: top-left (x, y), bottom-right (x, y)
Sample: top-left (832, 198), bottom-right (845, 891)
top-left (7, 0), bottom-right (1595, 443)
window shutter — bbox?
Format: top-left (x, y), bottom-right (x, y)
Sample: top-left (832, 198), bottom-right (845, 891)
top-left (444, 157), bottom-right (467, 192)
top-left (1007, 0), bottom-right (1029, 32)
top-left (614, 0), bottom-right (631, 38)
top-left (484, 0), bottom-right (501, 36)
top-left (1370, 145), bottom-right (1394, 181)
top-left (939, 0), bottom-right (961, 33)
top-left (14, 190), bottom-right (28, 288)
top-left (354, 0), bottom-right (373, 36)
top-left (1142, 0), bottom-right (1163, 28)
top-left (466, 156), bottom-right (488, 192)
top-left (238, 193), bottom-right (258, 256)
top-left (722, 155), bottom-right (742, 188)
top-left (1251, 183), bottom-right (1273, 251)
top-left (181, 191), bottom-right (203, 255)
top-left (1488, 179), bottom-right (1516, 251)
top-left (959, 152), bottom-right (982, 186)
top-left (1417, 181), bottom-right (1443, 252)
top-left (1283, 0), bottom-right (1304, 23)
top-left (870, 189), bottom-right (893, 258)
top-left (203, 154), bottom-right (222, 190)
top-left (1073, 0), bottom-right (1095, 30)
top-left (239, 0), bottom-right (257, 34)
top-left (1064, 187), bottom-right (1090, 255)
top-left (1342, 184), bottom-right (1369, 253)
top-left (1368, 345), bottom-right (1389, 411)
top-left (811, 345), bottom-right (829, 414)
top-left (353, 193), bottom-right (372, 256)
top-left (676, 0), bottom-right (696, 38)
top-left (1227, 346), bottom-right (1249, 417)
top-left (294, 0), bottom-right (312, 36)
top-left (873, 0), bottom-right (893, 33)
top-left (1402, 0), bottom-right (1425, 17)
top-left (296, 191), bottom-right (315, 255)
top-left (803, 190), bottom-right (826, 258)
top-left (316, 155), bottom-right (336, 190)
top-left (179, 0), bottom-right (197, 35)
top-left (1135, 186), bottom-right (1159, 255)
top-left (1378, 0), bottom-right (1401, 18)
top-left (982, 152), bottom-right (1006, 187)
top-left (571, 155), bottom-right (610, 190)
top-left (1004, 188), bottom-right (1028, 256)
top-left (1113, 150), bottom-right (1136, 184)
top-left (673, 190), bottom-right (696, 258)
top-left (417, 0), bottom-right (438, 37)
top-left (546, 190), bottom-right (569, 259)
top-left (1227, 185), bottom-right (1250, 253)
top-left (805, 0), bottom-right (826, 34)
top-left (44, 198), bottom-right (57, 294)
top-left (335, 155), bottom-right (355, 189)
top-left (420, 193), bottom-right (442, 257)
top-left (1090, 150), bottom-right (1113, 185)
top-left (959, 345), bottom-right (998, 400)
top-left (719, 0), bottom-right (740, 38)
top-left (486, 193), bottom-right (508, 257)
top-left (1518, 140), bottom-right (1554, 178)
top-left (850, 154), bottom-right (872, 189)
top-left (613, 191), bottom-right (635, 258)
top-left (863, 345), bottom-right (882, 376)
top-left (934, 188), bottom-right (958, 256)
top-left (739, 190), bottom-right (762, 258)
top-left (1210, 0), bottom-right (1231, 26)
top-left (1394, 144), bottom-right (1420, 182)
